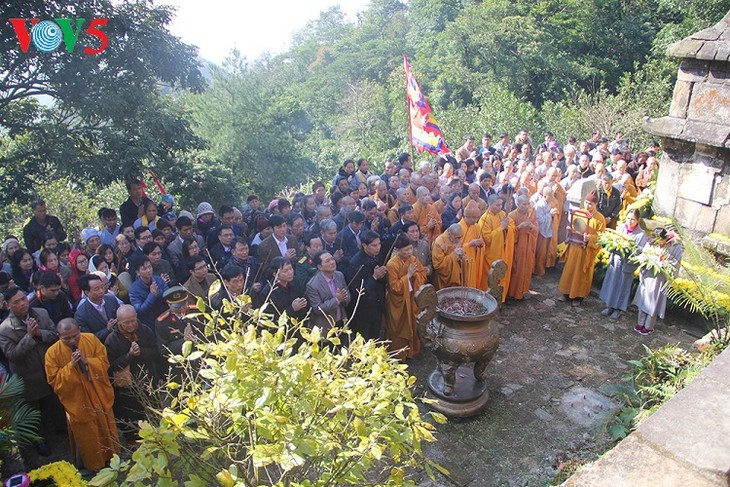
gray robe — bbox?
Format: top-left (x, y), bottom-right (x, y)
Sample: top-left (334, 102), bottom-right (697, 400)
top-left (599, 227), bottom-right (648, 311)
top-left (632, 241), bottom-right (683, 319)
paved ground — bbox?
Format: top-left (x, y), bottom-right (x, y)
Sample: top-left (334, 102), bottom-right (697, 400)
top-left (12, 269), bottom-right (704, 485)
top-left (410, 269), bottom-right (703, 487)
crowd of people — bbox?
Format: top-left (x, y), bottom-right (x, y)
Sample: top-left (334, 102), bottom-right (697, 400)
top-left (0, 128), bottom-right (681, 475)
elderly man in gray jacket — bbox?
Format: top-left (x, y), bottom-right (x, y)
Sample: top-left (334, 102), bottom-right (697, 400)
top-left (305, 251), bottom-right (351, 334)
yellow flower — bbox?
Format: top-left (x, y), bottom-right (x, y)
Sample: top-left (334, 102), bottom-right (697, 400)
top-left (28, 460), bottom-right (87, 486)
top-left (556, 242), bottom-right (567, 259)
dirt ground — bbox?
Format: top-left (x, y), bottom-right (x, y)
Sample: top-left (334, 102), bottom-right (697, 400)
top-left (410, 269), bottom-right (703, 487)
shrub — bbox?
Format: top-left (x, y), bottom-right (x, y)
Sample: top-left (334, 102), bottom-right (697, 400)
top-left (91, 303), bottom-right (446, 486)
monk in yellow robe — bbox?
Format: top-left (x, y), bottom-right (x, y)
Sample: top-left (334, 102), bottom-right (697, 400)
top-left (459, 201), bottom-right (487, 290)
top-left (432, 224), bottom-right (464, 289)
top-left (385, 234), bottom-right (428, 361)
top-left (508, 195), bottom-right (538, 300)
top-left (558, 190), bottom-right (606, 306)
top-left (479, 195), bottom-right (516, 302)
top-left (620, 173), bottom-right (639, 213)
top-left (413, 186), bottom-right (442, 244)
top-left (45, 319), bottom-right (118, 472)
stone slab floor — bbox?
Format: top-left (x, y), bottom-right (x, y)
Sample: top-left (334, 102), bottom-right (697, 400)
top-left (410, 269), bottom-right (703, 487)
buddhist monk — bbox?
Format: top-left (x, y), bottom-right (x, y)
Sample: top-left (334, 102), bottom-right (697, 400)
top-left (460, 183), bottom-right (488, 215)
top-left (387, 188), bottom-right (410, 225)
top-left (432, 224), bottom-right (464, 289)
top-left (385, 233), bottom-right (427, 361)
top-left (508, 194), bottom-right (538, 300)
top-left (459, 201), bottom-right (487, 290)
top-left (413, 186), bottom-right (442, 244)
top-left (45, 318), bottom-right (118, 472)
top-left (432, 185), bottom-right (452, 216)
top-left (478, 194), bottom-right (516, 302)
top-left (558, 190), bottom-right (606, 306)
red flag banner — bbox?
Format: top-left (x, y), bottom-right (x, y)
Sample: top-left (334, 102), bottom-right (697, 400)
top-left (404, 55), bottom-right (450, 155)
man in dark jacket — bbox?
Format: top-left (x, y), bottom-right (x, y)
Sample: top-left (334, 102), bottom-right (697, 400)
top-left (75, 274), bottom-right (121, 343)
top-left (119, 180), bottom-right (151, 227)
top-left (343, 231), bottom-right (387, 340)
top-left (336, 210), bottom-right (365, 272)
top-left (22, 200), bottom-right (67, 253)
top-left (29, 271), bottom-right (73, 325)
top-left (596, 173), bottom-right (622, 229)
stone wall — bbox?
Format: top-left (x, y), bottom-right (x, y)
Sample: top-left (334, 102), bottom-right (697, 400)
top-left (654, 140), bottom-right (730, 237)
top-left (647, 56), bottom-right (730, 237)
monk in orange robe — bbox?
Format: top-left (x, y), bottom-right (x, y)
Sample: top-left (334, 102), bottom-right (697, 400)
top-left (558, 190), bottom-right (606, 306)
top-left (413, 186), bottom-right (442, 244)
top-left (508, 195), bottom-right (538, 300)
top-left (387, 188), bottom-right (411, 224)
top-left (459, 201), bottom-right (487, 290)
top-left (460, 183), bottom-right (488, 216)
top-left (479, 195), bottom-right (516, 302)
top-left (432, 185), bottom-right (451, 216)
top-left (432, 224), bottom-right (464, 289)
top-left (385, 234), bottom-right (428, 361)
top-left (45, 319), bottom-right (118, 472)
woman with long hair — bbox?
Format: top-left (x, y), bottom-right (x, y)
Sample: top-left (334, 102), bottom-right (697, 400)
top-left (67, 249), bottom-right (90, 304)
top-left (441, 194), bottom-right (463, 229)
top-left (39, 248), bottom-right (70, 294)
top-left (10, 248), bottom-right (37, 293)
top-left (97, 244), bottom-right (119, 274)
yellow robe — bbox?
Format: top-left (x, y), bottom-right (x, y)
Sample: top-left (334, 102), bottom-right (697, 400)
top-left (385, 254), bottom-right (427, 360)
top-left (387, 202), bottom-right (400, 225)
top-left (432, 232), bottom-right (462, 290)
top-left (620, 176), bottom-right (639, 212)
top-left (478, 210), bottom-right (516, 302)
top-left (413, 201), bottom-right (442, 244)
top-left (508, 208), bottom-right (538, 300)
top-left (433, 199), bottom-right (446, 216)
top-left (45, 333), bottom-right (118, 471)
top-left (459, 220), bottom-right (487, 290)
top-left (558, 212), bottom-right (606, 299)
top-left (460, 196), bottom-right (487, 215)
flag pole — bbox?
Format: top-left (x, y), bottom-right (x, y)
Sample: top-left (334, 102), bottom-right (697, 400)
top-left (404, 54), bottom-right (413, 157)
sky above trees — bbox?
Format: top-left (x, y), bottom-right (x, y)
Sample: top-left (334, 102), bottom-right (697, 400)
top-left (164, 0), bottom-right (369, 64)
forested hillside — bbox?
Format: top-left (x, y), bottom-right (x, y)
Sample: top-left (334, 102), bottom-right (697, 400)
top-left (1, 0), bottom-right (729, 214)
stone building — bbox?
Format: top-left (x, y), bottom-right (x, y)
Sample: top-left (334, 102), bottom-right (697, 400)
top-left (643, 12), bottom-right (730, 237)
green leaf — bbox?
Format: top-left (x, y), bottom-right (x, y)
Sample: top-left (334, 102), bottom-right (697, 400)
top-left (182, 340), bottom-right (192, 358)
top-left (609, 422), bottom-right (629, 440)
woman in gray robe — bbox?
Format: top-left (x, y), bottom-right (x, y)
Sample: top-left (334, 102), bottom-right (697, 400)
top-left (599, 209), bottom-right (648, 319)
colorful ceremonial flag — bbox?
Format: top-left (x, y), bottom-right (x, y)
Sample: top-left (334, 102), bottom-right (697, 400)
top-left (404, 55), bottom-right (450, 155)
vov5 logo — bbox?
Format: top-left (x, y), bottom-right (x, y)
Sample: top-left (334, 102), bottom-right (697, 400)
top-left (9, 18), bottom-right (109, 55)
